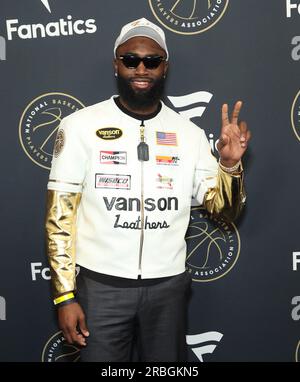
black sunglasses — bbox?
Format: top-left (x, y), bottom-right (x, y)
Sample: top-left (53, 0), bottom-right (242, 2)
top-left (117, 54), bottom-right (166, 69)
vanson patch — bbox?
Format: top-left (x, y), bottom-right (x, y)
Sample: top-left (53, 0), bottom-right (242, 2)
top-left (96, 127), bottom-right (123, 140)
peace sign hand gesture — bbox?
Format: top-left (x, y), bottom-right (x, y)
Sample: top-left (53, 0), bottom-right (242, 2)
top-left (217, 101), bottom-right (251, 168)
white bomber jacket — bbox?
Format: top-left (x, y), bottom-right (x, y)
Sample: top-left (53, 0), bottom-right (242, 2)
top-left (45, 96), bottom-right (245, 297)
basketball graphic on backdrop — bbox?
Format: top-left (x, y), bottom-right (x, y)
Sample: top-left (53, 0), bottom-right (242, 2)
top-left (291, 90), bottom-right (300, 143)
top-left (42, 331), bottom-right (81, 362)
top-left (19, 92), bottom-right (85, 170)
top-left (185, 207), bottom-right (240, 282)
top-left (149, 0), bottom-right (229, 35)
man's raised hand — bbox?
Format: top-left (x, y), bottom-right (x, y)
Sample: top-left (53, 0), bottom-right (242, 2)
top-left (217, 101), bottom-right (251, 168)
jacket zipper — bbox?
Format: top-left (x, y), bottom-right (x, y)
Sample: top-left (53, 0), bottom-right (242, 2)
top-left (138, 121), bottom-right (146, 274)
top-left (138, 161), bottom-right (145, 274)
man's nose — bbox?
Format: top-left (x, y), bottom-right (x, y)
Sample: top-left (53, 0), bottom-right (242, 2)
top-left (135, 61), bottom-right (147, 75)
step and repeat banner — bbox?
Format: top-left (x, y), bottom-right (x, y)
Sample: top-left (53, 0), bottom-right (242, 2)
top-left (0, 0), bottom-right (299, 362)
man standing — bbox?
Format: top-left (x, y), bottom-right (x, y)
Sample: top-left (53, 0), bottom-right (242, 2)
top-left (45, 18), bottom-right (250, 362)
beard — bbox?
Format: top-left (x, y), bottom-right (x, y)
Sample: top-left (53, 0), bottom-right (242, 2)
top-left (116, 74), bottom-right (165, 110)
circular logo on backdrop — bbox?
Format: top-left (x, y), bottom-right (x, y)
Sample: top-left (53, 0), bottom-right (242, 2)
top-left (42, 331), bottom-right (81, 362)
top-left (149, 0), bottom-right (229, 35)
top-left (185, 207), bottom-right (240, 282)
top-left (291, 90), bottom-right (300, 142)
top-left (19, 92), bottom-right (85, 170)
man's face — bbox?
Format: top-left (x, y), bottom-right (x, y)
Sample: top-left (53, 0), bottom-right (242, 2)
top-left (114, 36), bottom-right (168, 110)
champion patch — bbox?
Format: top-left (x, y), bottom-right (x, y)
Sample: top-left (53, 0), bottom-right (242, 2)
top-left (100, 151), bottom-right (127, 164)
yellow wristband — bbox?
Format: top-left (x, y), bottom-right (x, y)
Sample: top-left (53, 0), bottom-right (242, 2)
top-left (53, 292), bottom-right (75, 305)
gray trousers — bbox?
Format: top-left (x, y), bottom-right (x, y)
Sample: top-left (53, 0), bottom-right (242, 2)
top-left (77, 271), bottom-right (192, 362)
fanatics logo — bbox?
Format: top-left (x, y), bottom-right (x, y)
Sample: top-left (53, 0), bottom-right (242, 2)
top-left (286, 0), bottom-right (300, 17)
top-left (168, 91), bottom-right (213, 120)
top-left (293, 252), bottom-right (300, 271)
top-left (100, 151), bottom-right (127, 165)
top-left (156, 155), bottom-right (180, 166)
top-left (95, 174), bottom-right (131, 189)
top-left (186, 331), bottom-right (223, 362)
top-left (156, 131), bottom-right (177, 146)
top-left (6, 17), bottom-right (97, 41)
top-left (41, 0), bottom-right (51, 13)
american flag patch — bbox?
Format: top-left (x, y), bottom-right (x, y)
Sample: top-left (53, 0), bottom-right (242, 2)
top-left (156, 131), bottom-right (177, 146)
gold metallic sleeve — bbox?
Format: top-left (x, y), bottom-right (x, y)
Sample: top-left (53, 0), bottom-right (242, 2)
top-left (203, 165), bottom-right (246, 222)
top-left (45, 190), bottom-right (82, 298)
